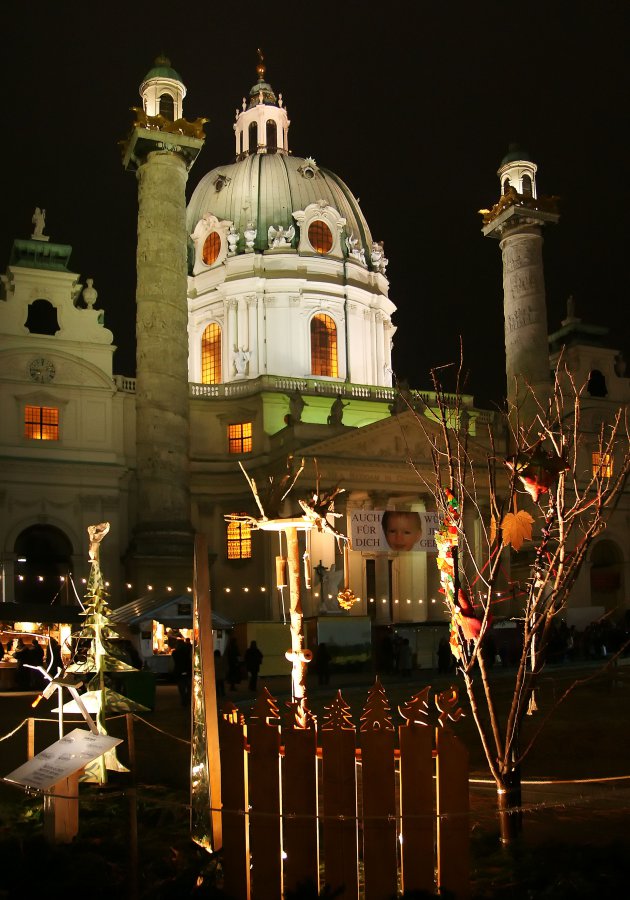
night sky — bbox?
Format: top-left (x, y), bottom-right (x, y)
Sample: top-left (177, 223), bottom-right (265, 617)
top-left (3, 2), bottom-right (628, 407)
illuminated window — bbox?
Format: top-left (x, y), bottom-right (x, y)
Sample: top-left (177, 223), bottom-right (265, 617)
top-left (311, 313), bottom-right (338, 377)
top-left (228, 422), bottom-right (253, 454)
top-left (24, 406), bottom-right (59, 441)
top-left (592, 452), bottom-right (613, 478)
top-left (202, 232), bottom-right (221, 266)
top-left (227, 519), bottom-right (252, 559)
top-left (308, 220), bottom-right (333, 254)
top-left (201, 323), bottom-right (222, 384)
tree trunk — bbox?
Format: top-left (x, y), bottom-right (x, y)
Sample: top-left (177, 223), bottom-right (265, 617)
top-left (497, 767), bottom-right (522, 845)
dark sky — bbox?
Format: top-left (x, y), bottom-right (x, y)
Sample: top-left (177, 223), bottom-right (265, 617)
top-left (3, 2), bottom-right (628, 406)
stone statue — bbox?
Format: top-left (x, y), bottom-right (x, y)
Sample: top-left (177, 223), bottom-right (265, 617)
top-left (323, 564), bottom-right (343, 609)
top-left (371, 240), bottom-right (389, 274)
top-left (227, 224), bottom-right (239, 255)
top-left (31, 207), bottom-right (47, 240)
top-left (232, 347), bottom-right (251, 377)
top-left (327, 394), bottom-right (349, 426)
top-left (346, 233), bottom-right (366, 265)
top-left (285, 390), bottom-right (306, 425)
top-left (244, 221), bottom-right (257, 252)
top-left (268, 224), bottom-right (295, 249)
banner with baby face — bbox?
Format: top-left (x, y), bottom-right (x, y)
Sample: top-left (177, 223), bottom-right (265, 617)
top-left (349, 510), bottom-right (440, 553)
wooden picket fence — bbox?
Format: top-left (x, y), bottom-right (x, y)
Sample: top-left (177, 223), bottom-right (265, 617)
top-left (218, 680), bottom-right (470, 899)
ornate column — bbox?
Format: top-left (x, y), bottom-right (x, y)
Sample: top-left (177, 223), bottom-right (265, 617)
top-left (121, 81), bottom-right (205, 591)
top-left (375, 311), bottom-right (385, 387)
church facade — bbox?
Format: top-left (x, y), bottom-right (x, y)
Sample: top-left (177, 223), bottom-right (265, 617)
top-left (0, 58), bottom-right (627, 635)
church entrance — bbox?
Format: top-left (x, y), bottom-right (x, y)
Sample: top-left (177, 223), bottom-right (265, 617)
top-left (13, 525), bottom-right (74, 605)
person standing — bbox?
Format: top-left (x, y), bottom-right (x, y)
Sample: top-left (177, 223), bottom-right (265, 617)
top-left (244, 640), bottom-right (263, 692)
top-left (225, 636), bottom-right (241, 691)
top-left (172, 638), bottom-right (192, 707)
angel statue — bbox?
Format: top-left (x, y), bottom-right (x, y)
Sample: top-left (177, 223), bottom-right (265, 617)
top-left (268, 224), bottom-right (295, 249)
top-left (87, 522), bottom-right (110, 563)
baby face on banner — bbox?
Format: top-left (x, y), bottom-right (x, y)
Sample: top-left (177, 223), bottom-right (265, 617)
top-left (381, 511), bottom-right (422, 552)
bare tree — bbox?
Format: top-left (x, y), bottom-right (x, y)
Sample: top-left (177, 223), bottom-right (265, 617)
top-left (403, 363), bottom-right (630, 844)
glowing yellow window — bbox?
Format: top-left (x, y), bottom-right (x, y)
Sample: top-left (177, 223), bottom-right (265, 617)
top-left (592, 451), bottom-right (613, 478)
top-left (227, 519), bottom-right (252, 560)
top-left (24, 405), bottom-right (59, 440)
top-left (201, 323), bottom-right (222, 384)
top-left (308, 220), bottom-right (333, 254)
top-left (311, 313), bottom-right (338, 377)
top-left (228, 422), bottom-right (252, 454)
top-left (202, 231), bottom-right (221, 266)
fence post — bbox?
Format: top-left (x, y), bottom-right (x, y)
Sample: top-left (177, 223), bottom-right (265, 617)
top-left (248, 690), bottom-right (282, 899)
top-left (399, 723), bottom-right (435, 894)
top-left (321, 693), bottom-right (359, 900)
top-left (219, 704), bottom-right (251, 900)
top-left (282, 710), bottom-right (319, 895)
top-left (360, 680), bottom-right (397, 900)
top-left (436, 726), bottom-right (470, 898)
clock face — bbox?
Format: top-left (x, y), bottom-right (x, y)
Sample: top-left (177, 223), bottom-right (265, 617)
top-left (29, 358), bottom-right (55, 383)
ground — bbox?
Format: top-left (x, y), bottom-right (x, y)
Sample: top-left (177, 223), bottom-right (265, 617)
top-left (1, 661), bottom-right (630, 898)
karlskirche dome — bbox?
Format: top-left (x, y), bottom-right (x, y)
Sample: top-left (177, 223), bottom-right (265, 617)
top-left (185, 58), bottom-right (393, 389)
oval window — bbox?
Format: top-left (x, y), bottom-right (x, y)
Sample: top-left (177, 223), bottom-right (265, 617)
top-left (308, 220), bottom-right (333, 254)
top-left (202, 231), bottom-right (221, 266)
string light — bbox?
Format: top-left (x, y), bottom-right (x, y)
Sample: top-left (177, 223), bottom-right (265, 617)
top-left (187, 586), bottom-right (192, 592)
top-left (147, 584), bottom-right (153, 591)
top-left (243, 587), bottom-right (249, 592)
top-left (126, 583), bottom-right (132, 589)
top-left (166, 586), bottom-right (172, 592)
top-left (225, 587), bottom-right (231, 593)
top-left (260, 586), bottom-right (266, 592)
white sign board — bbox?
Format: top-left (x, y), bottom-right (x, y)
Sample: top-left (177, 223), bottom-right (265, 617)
top-left (350, 510), bottom-right (440, 553)
top-left (5, 729), bottom-right (122, 791)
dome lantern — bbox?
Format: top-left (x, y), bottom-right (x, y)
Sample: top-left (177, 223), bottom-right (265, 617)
top-left (140, 54), bottom-right (186, 122)
top-left (233, 50), bottom-right (289, 159)
top-left (497, 143), bottom-right (537, 198)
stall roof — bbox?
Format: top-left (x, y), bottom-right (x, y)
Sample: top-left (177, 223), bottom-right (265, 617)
top-left (0, 602), bottom-right (85, 626)
top-left (111, 594), bottom-right (233, 631)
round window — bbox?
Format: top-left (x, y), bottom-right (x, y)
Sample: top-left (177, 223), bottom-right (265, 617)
top-left (308, 220), bottom-right (333, 255)
top-left (202, 231), bottom-right (221, 266)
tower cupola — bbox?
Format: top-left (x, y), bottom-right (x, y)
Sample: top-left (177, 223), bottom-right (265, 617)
top-left (140, 54), bottom-right (186, 121)
top-left (497, 143), bottom-right (537, 198)
top-left (233, 50), bottom-right (289, 159)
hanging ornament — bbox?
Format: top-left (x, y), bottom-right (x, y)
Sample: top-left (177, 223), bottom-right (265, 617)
top-left (337, 543), bottom-right (359, 610)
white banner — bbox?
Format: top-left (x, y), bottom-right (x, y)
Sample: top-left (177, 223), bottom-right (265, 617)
top-left (350, 509), bottom-right (440, 553)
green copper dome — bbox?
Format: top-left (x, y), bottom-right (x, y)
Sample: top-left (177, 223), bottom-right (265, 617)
top-left (142, 55), bottom-right (183, 85)
top-left (187, 153), bottom-right (373, 259)
top-left (500, 143), bottom-right (532, 166)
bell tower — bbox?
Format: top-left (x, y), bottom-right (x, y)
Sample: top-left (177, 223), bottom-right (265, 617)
top-left (481, 145), bottom-right (559, 431)
top-left (121, 57), bottom-right (206, 592)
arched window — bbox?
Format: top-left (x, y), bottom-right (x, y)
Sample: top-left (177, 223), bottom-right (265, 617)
top-left (14, 523), bottom-right (73, 605)
top-left (159, 93), bottom-right (174, 121)
top-left (502, 178), bottom-right (511, 194)
top-left (311, 314), bottom-right (338, 377)
top-left (248, 122), bottom-right (258, 154)
top-left (239, 131), bottom-right (244, 156)
top-left (521, 174), bottom-right (532, 196)
top-left (266, 120), bottom-right (277, 153)
top-left (202, 231), bottom-right (221, 266)
top-left (227, 519), bottom-right (252, 559)
top-left (308, 220), bottom-right (333, 254)
top-left (201, 323), bottom-right (222, 384)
